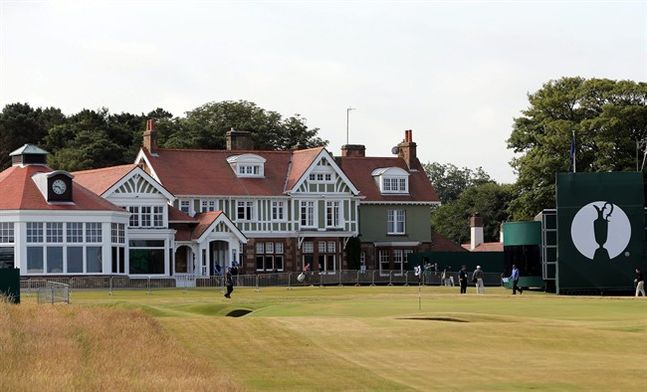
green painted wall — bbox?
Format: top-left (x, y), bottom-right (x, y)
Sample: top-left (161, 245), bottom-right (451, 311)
top-left (556, 172), bottom-right (646, 293)
top-left (0, 268), bottom-right (20, 304)
top-left (503, 221), bottom-right (541, 246)
top-left (358, 205), bottom-right (431, 242)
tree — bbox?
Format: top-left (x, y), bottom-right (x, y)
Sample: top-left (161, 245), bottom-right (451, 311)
top-left (423, 162), bottom-right (493, 204)
top-left (163, 100), bottom-right (327, 150)
top-left (0, 100), bottom-right (327, 172)
top-left (0, 103), bottom-right (65, 169)
top-left (507, 77), bottom-right (647, 219)
top-left (431, 182), bottom-right (516, 244)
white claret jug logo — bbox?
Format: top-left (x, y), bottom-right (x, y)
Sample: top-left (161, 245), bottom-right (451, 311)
top-left (570, 201), bottom-right (631, 261)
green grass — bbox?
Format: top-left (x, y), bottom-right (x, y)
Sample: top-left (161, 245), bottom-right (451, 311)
top-left (31, 286), bottom-right (647, 391)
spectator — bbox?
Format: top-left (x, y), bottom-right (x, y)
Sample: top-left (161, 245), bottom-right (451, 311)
top-left (635, 267), bottom-right (645, 297)
top-left (447, 266), bottom-right (455, 286)
top-left (224, 267), bottom-right (234, 299)
top-left (508, 264), bottom-right (523, 295)
top-left (472, 265), bottom-right (485, 294)
top-left (458, 265), bottom-right (468, 294)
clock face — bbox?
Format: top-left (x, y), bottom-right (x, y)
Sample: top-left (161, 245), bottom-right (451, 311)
top-left (52, 179), bottom-right (67, 195)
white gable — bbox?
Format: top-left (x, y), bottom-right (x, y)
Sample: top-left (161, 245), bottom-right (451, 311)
top-left (103, 167), bottom-right (175, 203)
top-left (290, 149), bottom-right (360, 195)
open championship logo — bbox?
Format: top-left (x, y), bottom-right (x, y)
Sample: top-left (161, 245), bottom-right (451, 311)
top-left (570, 201), bottom-right (631, 261)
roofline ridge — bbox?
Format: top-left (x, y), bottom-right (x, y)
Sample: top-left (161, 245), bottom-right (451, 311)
top-left (72, 163), bottom-right (136, 175)
top-left (157, 147), bottom-right (294, 154)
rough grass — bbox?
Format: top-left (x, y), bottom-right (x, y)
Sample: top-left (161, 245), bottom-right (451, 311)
top-left (9, 286), bottom-right (647, 391)
top-left (0, 302), bottom-right (241, 392)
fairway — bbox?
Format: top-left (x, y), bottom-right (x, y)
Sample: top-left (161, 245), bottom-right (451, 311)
top-left (11, 286), bottom-right (647, 391)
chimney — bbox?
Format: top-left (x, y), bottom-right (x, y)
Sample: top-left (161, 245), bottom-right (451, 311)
top-left (341, 144), bottom-right (366, 157)
top-left (226, 128), bottom-right (254, 150)
top-left (469, 213), bottom-right (484, 250)
top-left (397, 129), bottom-right (417, 169)
top-left (143, 119), bottom-right (157, 155)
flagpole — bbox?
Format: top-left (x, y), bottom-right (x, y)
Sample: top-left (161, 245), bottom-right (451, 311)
top-left (573, 129), bottom-right (577, 173)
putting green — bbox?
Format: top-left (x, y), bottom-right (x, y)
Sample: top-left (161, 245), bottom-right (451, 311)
top-left (66, 286), bottom-right (647, 391)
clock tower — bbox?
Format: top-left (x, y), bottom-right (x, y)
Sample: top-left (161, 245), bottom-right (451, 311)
top-left (46, 172), bottom-right (74, 202)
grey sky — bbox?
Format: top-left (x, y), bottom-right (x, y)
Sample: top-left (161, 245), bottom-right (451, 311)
top-left (1, 1), bottom-right (645, 182)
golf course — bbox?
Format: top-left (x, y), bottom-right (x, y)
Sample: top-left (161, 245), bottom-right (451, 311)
top-left (2, 286), bottom-right (646, 391)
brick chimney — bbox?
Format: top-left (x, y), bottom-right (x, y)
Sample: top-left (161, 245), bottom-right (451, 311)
top-left (341, 144), bottom-right (366, 157)
top-left (226, 128), bottom-right (254, 150)
top-left (143, 119), bottom-right (157, 155)
top-left (397, 129), bottom-right (417, 169)
top-left (469, 213), bottom-right (484, 250)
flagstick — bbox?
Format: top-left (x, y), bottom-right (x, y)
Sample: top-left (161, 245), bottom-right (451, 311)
top-left (418, 277), bottom-right (421, 311)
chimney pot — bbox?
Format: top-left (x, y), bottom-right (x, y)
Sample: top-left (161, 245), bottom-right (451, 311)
top-left (397, 129), bottom-right (417, 169)
top-left (226, 129), bottom-right (254, 151)
top-left (469, 213), bottom-right (484, 250)
top-left (341, 144), bottom-right (366, 157)
top-left (143, 119), bottom-right (157, 155)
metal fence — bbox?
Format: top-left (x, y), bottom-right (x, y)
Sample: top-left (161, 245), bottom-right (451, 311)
top-left (20, 270), bottom-right (505, 294)
top-left (36, 281), bottom-right (70, 304)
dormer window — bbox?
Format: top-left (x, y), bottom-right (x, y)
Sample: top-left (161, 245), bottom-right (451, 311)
top-left (371, 167), bottom-right (410, 194)
top-left (227, 154), bottom-right (266, 178)
top-left (238, 164), bottom-right (261, 176)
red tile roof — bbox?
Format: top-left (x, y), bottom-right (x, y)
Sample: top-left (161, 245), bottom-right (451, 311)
top-left (336, 156), bottom-right (439, 202)
top-left (168, 205), bottom-right (197, 222)
top-left (192, 211), bottom-right (224, 239)
top-left (143, 148), bottom-right (311, 196)
top-left (0, 165), bottom-right (125, 212)
top-left (72, 164), bottom-right (137, 195)
top-left (284, 147), bottom-right (324, 190)
top-left (170, 211), bottom-right (222, 241)
top-left (461, 242), bottom-right (504, 252)
top-left (430, 231), bottom-right (468, 252)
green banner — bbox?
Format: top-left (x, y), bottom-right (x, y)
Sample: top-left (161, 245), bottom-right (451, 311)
top-left (556, 172), bottom-right (645, 293)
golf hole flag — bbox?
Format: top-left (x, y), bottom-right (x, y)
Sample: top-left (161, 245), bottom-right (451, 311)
top-left (556, 172), bottom-right (645, 293)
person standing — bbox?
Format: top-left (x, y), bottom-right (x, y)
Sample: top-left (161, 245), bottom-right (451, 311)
top-left (472, 265), bottom-right (485, 294)
top-left (635, 267), bottom-right (645, 297)
top-left (509, 264), bottom-right (523, 295)
top-left (458, 265), bottom-right (468, 294)
top-left (224, 267), bottom-right (234, 299)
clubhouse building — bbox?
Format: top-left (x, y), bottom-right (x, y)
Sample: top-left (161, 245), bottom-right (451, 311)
top-left (0, 124), bottom-right (440, 282)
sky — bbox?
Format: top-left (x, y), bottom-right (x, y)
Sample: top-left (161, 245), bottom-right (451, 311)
top-left (1, 0), bottom-right (645, 183)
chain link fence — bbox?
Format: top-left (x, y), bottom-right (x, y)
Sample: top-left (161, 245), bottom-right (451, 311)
top-left (19, 270), bottom-right (505, 294)
top-left (34, 281), bottom-right (70, 304)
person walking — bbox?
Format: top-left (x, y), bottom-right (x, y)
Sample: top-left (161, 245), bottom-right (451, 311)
top-left (224, 267), bottom-right (234, 299)
top-left (472, 265), bottom-right (485, 294)
top-left (635, 267), bottom-right (645, 297)
top-left (458, 265), bottom-right (468, 294)
top-left (509, 264), bottom-right (523, 295)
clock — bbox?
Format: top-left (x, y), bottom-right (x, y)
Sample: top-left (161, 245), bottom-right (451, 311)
top-left (52, 179), bottom-right (67, 195)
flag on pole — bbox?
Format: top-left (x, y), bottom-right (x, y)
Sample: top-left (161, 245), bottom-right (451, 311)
top-left (569, 131), bottom-right (576, 173)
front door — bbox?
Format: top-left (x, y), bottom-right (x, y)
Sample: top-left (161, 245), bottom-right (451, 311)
top-left (209, 241), bottom-right (229, 275)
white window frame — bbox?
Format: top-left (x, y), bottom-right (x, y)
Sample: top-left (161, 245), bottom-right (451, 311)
top-left (300, 201), bottom-right (316, 228)
top-left (0, 223), bottom-right (14, 243)
top-left (201, 199), bottom-right (217, 212)
top-left (382, 176), bottom-right (408, 193)
top-left (387, 209), bottom-right (406, 235)
top-left (179, 199), bottom-right (192, 215)
top-left (271, 200), bottom-right (286, 221)
top-left (24, 221), bottom-right (107, 275)
top-left (236, 200), bottom-right (255, 221)
top-left (325, 200), bottom-right (342, 228)
top-left (379, 249), bottom-right (390, 276)
top-left (393, 249), bottom-right (404, 276)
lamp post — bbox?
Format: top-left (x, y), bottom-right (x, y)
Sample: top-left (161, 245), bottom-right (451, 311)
top-left (346, 107), bottom-right (356, 145)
